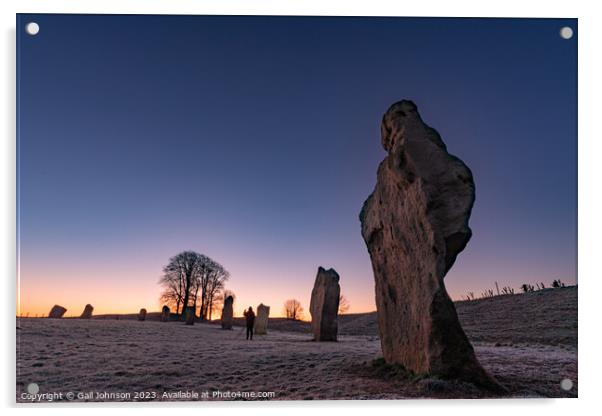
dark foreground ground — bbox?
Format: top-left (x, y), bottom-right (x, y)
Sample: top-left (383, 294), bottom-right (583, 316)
top-left (16, 287), bottom-right (577, 402)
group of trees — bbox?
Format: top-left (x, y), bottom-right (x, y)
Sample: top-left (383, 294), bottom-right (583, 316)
top-left (159, 251), bottom-right (230, 321)
top-left (160, 251), bottom-right (353, 321)
top-left (283, 294), bottom-right (350, 321)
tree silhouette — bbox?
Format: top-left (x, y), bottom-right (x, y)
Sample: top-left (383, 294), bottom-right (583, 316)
top-left (159, 251), bottom-right (229, 320)
top-left (338, 294), bottom-right (350, 314)
top-left (159, 264), bottom-right (185, 315)
top-left (283, 299), bottom-right (303, 320)
top-left (206, 274), bottom-right (226, 320)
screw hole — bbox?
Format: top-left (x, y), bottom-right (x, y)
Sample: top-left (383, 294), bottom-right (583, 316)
top-left (25, 22), bottom-right (40, 36)
top-left (560, 26), bottom-right (573, 40)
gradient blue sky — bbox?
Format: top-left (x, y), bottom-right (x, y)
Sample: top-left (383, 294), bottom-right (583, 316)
top-left (17, 15), bottom-right (577, 316)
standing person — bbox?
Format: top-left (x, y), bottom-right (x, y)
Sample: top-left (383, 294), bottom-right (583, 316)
top-left (244, 306), bottom-right (256, 340)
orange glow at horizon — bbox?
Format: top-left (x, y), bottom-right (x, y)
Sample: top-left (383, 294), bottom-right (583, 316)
top-left (17, 281), bottom-right (377, 319)
top-left (18, 245), bottom-right (571, 319)
top-left (17, 261), bottom-right (378, 319)
top-left (18, 261), bottom-right (562, 317)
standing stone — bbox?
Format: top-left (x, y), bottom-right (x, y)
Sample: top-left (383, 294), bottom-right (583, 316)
top-left (137, 308), bottom-right (147, 321)
top-left (254, 303), bottom-right (270, 335)
top-left (360, 100), bottom-right (503, 391)
top-left (80, 304), bottom-right (93, 319)
top-left (48, 305), bottom-right (67, 318)
top-left (309, 267), bottom-right (340, 341)
top-left (185, 306), bottom-right (196, 325)
top-left (161, 305), bottom-right (170, 322)
top-left (221, 296), bottom-right (234, 329)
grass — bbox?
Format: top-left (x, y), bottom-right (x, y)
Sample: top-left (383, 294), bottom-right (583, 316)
top-left (369, 357), bottom-right (423, 381)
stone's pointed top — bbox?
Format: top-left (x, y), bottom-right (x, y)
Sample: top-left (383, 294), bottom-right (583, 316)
top-left (317, 266), bottom-right (340, 282)
top-left (381, 100), bottom-right (418, 152)
top-left (80, 304), bottom-right (94, 319)
top-left (381, 99), bottom-right (448, 153)
top-left (387, 99), bottom-right (418, 114)
top-left (48, 305), bottom-right (67, 319)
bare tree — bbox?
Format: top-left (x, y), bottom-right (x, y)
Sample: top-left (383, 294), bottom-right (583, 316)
top-left (205, 265), bottom-right (228, 320)
top-left (159, 251), bottom-right (229, 321)
top-left (338, 294), bottom-right (350, 314)
top-left (199, 259), bottom-right (230, 320)
top-left (169, 251), bottom-right (202, 320)
top-left (206, 279), bottom-right (225, 320)
top-left (283, 299), bottom-right (303, 320)
top-left (159, 262), bottom-right (186, 315)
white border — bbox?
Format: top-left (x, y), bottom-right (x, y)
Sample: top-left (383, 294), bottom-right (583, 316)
top-left (2, 0), bottom-right (601, 414)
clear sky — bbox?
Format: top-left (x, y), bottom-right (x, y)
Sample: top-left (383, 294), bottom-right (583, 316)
top-left (17, 15), bottom-right (577, 317)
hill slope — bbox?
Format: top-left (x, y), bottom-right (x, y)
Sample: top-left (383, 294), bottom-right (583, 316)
top-left (263, 286), bottom-right (578, 347)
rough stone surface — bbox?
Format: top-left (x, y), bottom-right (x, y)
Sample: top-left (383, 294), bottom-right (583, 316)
top-left (359, 100), bottom-right (503, 392)
top-left (138, 308), bottom-right (147, 322)
top-left (161, 305), bottom-right (170, 322)
top-left (48, 305), bottom-right (67, 319)
top-left (221, 296), bottom-right (234, 330)
top-left (254, 303), bottom-right (270, 335)
top-left (80, 304), bottom-right (93, 319)
top-left (309, 267), bottom-right (340, 341)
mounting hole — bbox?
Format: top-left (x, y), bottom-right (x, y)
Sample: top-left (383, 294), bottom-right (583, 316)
top-left (560, 378), bottom-right (573, 391)
top-left (560, 26), bottom-right (573, 40)
top-left (25, 22), bottom-right (40, 36)
top-left (27, 382), bottom-right (39, 394)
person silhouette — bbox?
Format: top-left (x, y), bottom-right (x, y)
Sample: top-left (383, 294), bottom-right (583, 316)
top-left (243, 306), bottom-right (256, 340)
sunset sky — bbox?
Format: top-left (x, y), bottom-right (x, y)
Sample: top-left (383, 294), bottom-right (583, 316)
top-left (17, 15), bottom-right (577, 318)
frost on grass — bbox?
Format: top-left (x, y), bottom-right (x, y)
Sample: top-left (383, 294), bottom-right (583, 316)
top-left (16, 287), bottom-right (577, 401)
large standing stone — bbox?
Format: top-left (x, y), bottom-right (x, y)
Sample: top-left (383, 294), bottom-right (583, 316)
top-left (185, 306), bottom-right (196, 325)
top-left (138, 308), bottom-right (147, 321)
top-left (221, 296), bottom-right (234, 329)
top-left (48, 305), bottom-right (67, 318)
top-left (161, 305), bottom-right (170, 322)
top-left (80, 304), bottom-right (93, 319)
top-left (254, 303), bottom-right (270, 335)
top-left (309, 267), bottom-right (340, 341)
top-left (359, 100), bottom-right (503, 391)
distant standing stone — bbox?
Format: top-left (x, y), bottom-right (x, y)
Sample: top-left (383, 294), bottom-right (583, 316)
top-left (254, 303), bottom-right (270, 335)
top-left (359, 100), bottom-right (503, 392)
top-left (138, 308), bottom-right (147, 321)
top-left (79, 304), bottom-right (93, 319)
top-left (309, 267), bottom-right (340, 341)
top-left (48, 305), bottom-right (67, 319)
top-left (161, 305), bottom-right (170, 322)
top-left (185, 306), bottom-right (195, 325)
top-left (221, 296), bottom-right (234, 329)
